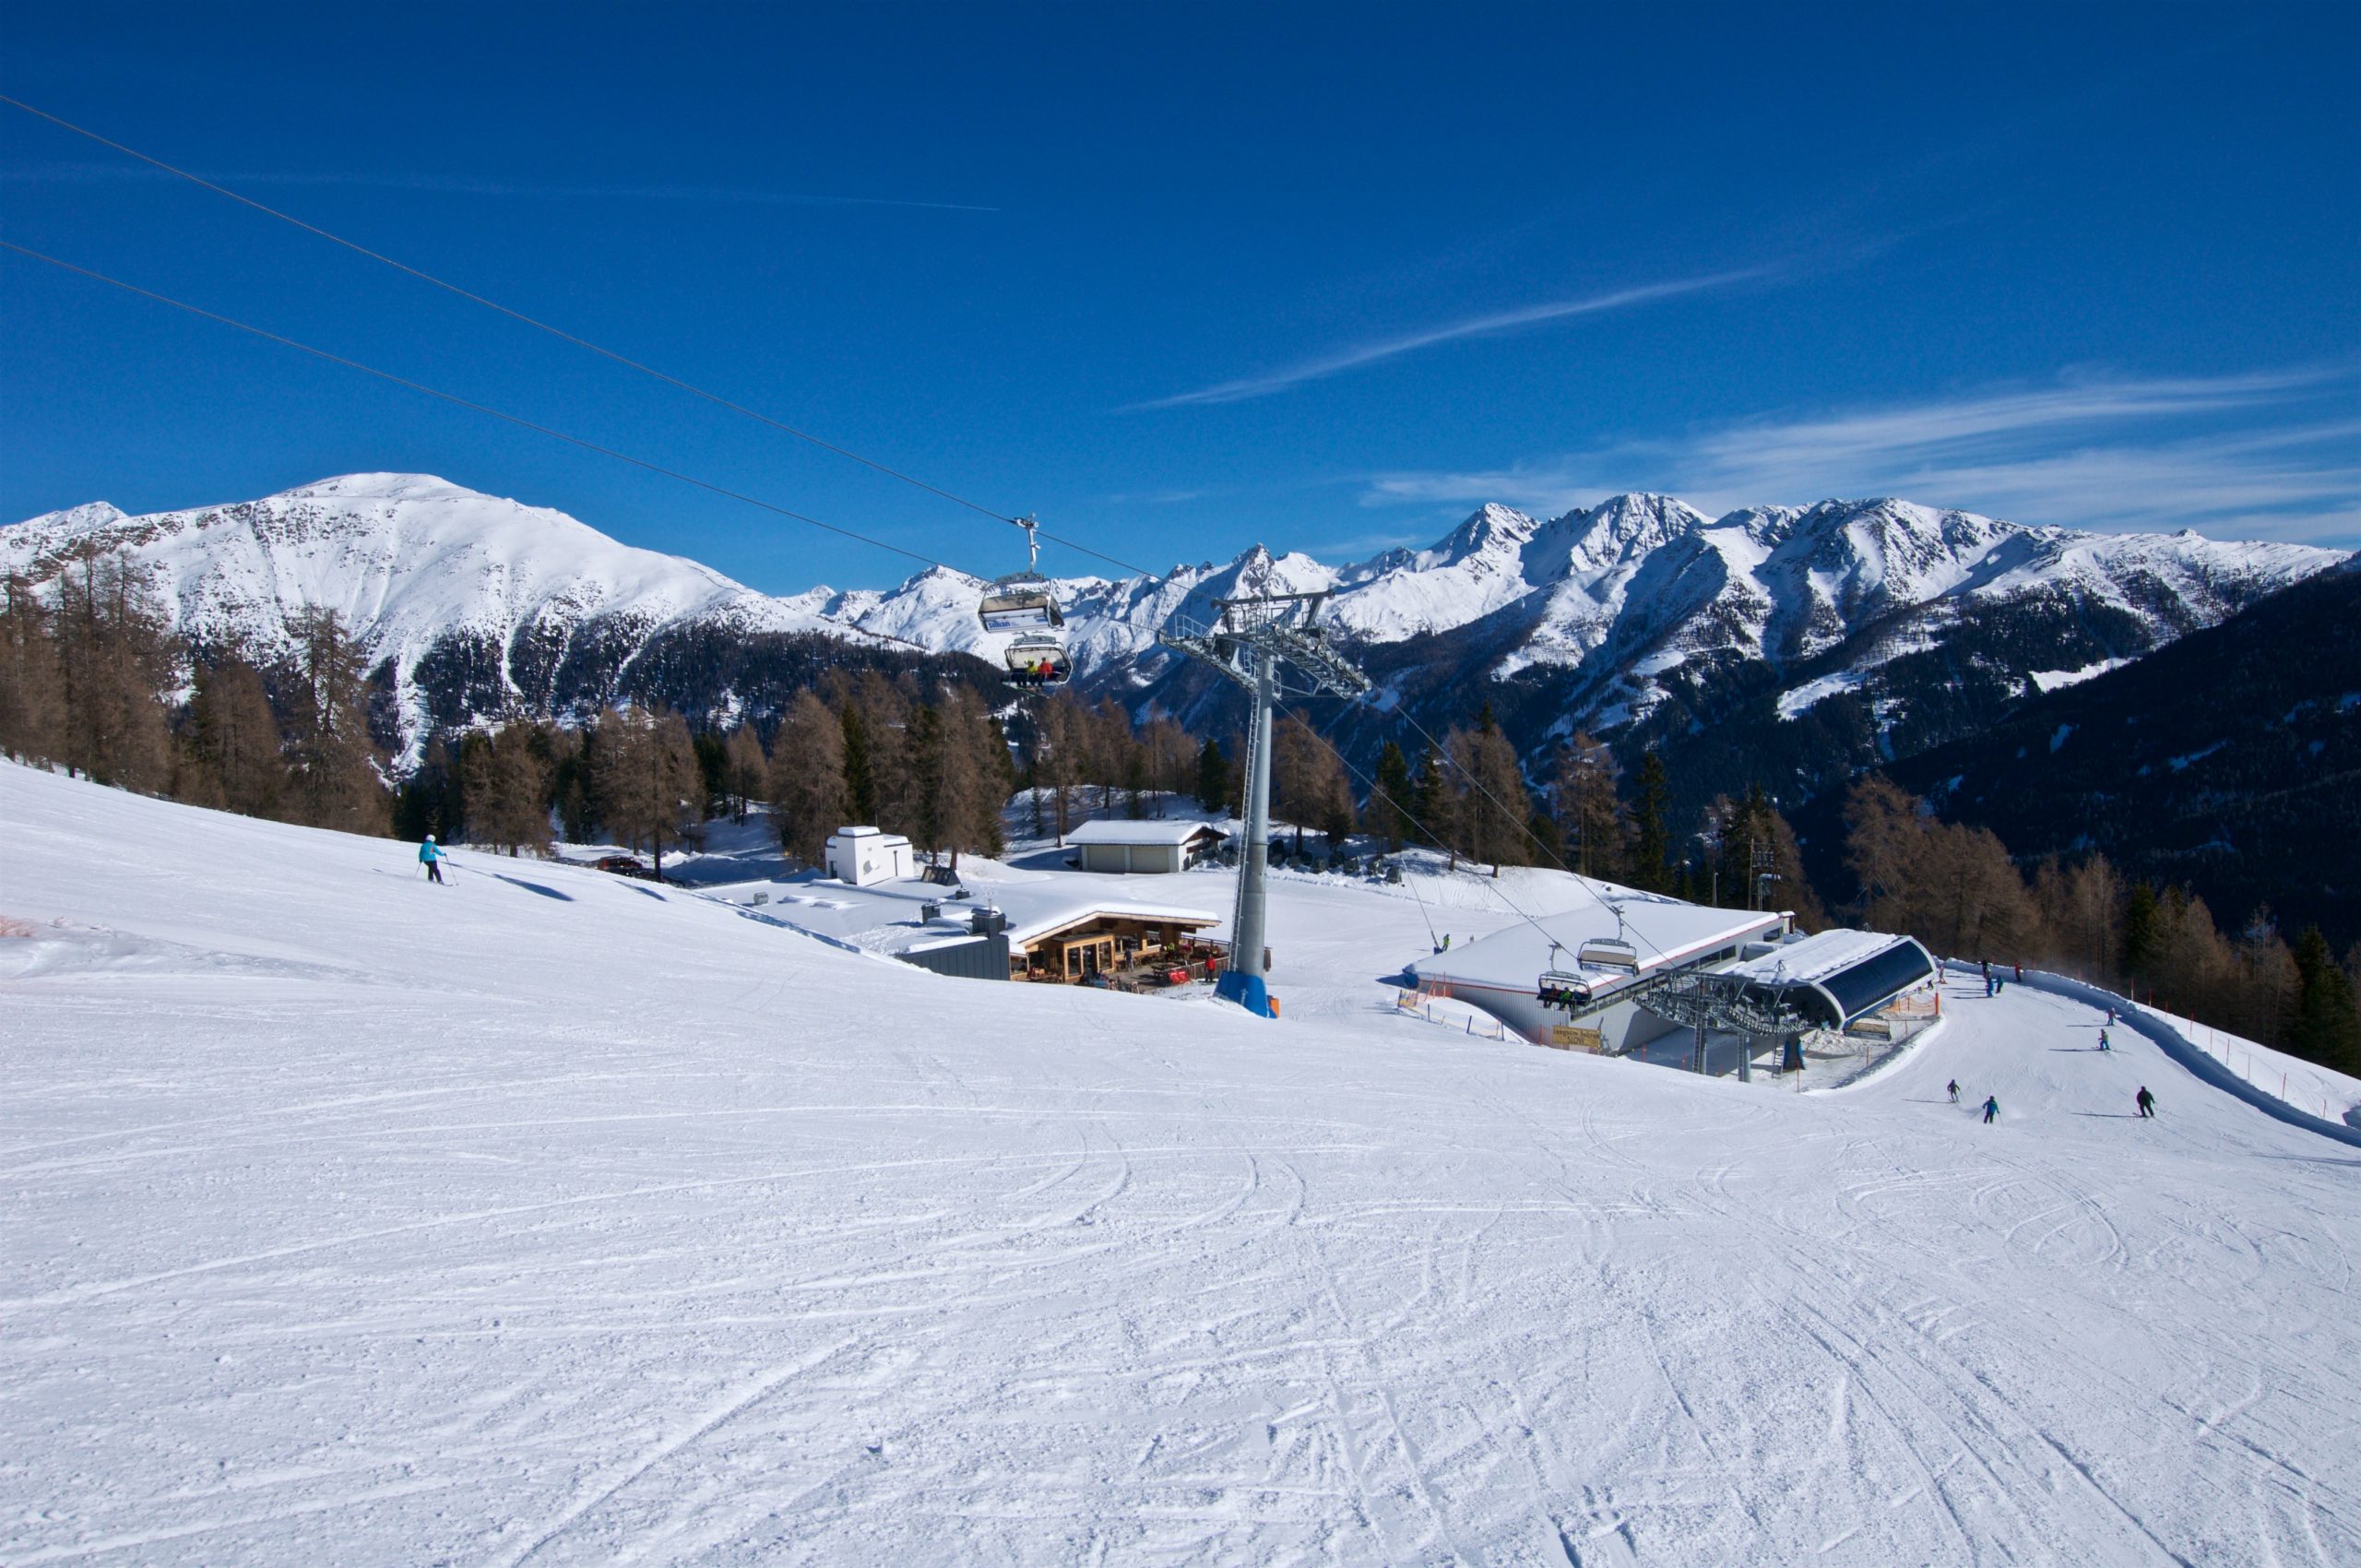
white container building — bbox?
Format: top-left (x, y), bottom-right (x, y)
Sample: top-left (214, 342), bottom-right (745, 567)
top-left (824, 826), bottom-right (916, 887)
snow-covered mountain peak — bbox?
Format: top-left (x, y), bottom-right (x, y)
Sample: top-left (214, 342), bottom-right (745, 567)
top-left (270, 472), bottom-right (481, 505)
top-left (6, 472), bottom-right (2349, 778)
top-left (18, 499), bottom-right (132, 535)
top-left (1426, 503), bottom-right (1541, 564)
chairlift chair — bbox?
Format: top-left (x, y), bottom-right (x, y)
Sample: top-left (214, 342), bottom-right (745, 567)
top-left (1577, 937), bottom-right (1641, 970)
top-left (1002, 633), bottom-right (1070, 688)
top-left (1536, 970), bottom-right (1595, 1010)
top-left (977, 515), bottom-right (1064, 634)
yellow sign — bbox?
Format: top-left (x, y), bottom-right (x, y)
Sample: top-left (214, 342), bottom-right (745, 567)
top-left (1551, 1025), bottom-right (1603, 1051)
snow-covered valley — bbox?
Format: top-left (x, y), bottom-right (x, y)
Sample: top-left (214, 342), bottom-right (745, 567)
top-left (4, 764), bottom-right (2357, 1565)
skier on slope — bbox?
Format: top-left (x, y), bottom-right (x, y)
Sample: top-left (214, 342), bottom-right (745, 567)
top-left (2136, 1087), bottom-right (2156, 1119)
top-left (2097, 1028), bottom-right (2110, 1052)
top-left (1947, 1079), bottom-right (1960, 1103)
top-left (419, 834), bottom-right (445, 885)
top-left (1981, 1095), bottom-right (1999, 1125)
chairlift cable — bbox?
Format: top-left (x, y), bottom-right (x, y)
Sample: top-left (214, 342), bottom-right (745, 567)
top-left (0, 240), bottom-right (959, 575)
top-left (0, 93), bottom-right (1029, 531)
top-left (1273, 695), bottom-right (1556, 955)
top-left (1382, 703), bottom-right (1674, 961)
top-left (0, 94), bottom-right (1209, 590)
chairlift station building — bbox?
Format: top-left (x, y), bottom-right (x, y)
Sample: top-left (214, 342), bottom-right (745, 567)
top-left (1406, 897), bottom-right (1937, 1064)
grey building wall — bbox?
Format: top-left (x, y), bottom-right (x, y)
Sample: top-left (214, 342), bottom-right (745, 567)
top-left (897, 933), bottom-right (1011, 981)
top-left (1078, 842), bottom-right (1183, 874)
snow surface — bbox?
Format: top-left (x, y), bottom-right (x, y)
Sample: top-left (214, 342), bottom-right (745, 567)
top-left (5, 762), bottom-right (2359, 1565)
top-left (2030, 658), bottom-right (2132, 694)
top-left (1775, 670), bottom-right (1867, 719)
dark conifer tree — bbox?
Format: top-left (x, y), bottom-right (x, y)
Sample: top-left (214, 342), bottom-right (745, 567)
top-left (1370, 740), bottom-right (1415, 851)
top-left (1630, 750), bottom-right (1672, 893)
top-left (840, 703), bottom-right (876, 824)
top-left (2122, 883), bottom-right (2161, 986)
top-left (1411, 743), bottom-right (1446, 849)
top-left (1194, 736), bottom-right (1229, 814)
top-left (2289, 925), bottom-right (2361, 1074)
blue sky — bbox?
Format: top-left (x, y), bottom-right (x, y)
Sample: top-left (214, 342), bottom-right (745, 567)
top-left (5, 3), bottom-right (2356, 592)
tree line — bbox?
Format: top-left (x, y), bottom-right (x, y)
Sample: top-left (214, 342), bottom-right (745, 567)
top-left (2, 559), bottom-right (386, 834)
top-left (1843, 775), bottom-right (2361, 1075)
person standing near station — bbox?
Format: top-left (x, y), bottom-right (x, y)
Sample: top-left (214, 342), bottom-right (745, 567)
top-left (419, 834), bottom-right (445, 885)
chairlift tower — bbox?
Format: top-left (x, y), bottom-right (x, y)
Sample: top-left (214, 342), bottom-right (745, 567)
top-left (1157, 589), bottom-right (1370, 1016)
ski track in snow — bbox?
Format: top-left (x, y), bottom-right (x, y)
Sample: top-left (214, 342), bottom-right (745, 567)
top-left (2, 763), bottom-right (2357, 1564)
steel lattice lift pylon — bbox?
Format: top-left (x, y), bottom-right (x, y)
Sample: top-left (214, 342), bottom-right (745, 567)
top-left (1157, 588), bottom-right (1370, 1016)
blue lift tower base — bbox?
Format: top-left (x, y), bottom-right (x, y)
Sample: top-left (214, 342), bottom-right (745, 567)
top-left (1216, 969), bottom-right (1274, 1018)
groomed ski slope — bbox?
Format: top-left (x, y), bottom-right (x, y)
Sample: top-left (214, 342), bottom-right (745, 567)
top-left (3, 763), bottom-right (2355, 1567)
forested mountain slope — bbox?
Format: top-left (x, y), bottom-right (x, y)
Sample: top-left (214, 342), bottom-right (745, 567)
top-left (1801, 559), bottom-right (2361, 950)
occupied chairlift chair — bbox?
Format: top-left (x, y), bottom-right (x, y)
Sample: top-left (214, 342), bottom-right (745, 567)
top-left (978, 516), bottom-right (1070, 688)
top-left (1535, 932), bottom-right (1643, 1009)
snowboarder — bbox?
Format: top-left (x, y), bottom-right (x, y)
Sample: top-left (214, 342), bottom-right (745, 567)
top-left (2136, 1086), bottom-right (2155, 1119)
top-left (1947, 1079), bottom-right (1960, 1103)
top-left (419, 834), bottom-right (445, 885)
top-left (1981, 1095), bottom-right (1999, 1125)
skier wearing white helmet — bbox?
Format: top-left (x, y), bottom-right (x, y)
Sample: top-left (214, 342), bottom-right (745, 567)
top-left (419, 834), bottom-right (445, 885)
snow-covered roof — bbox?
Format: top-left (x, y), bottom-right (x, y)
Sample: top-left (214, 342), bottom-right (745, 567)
top-left (1406, 897), bottom-right (1782, 997)
top-left (827, 826), bottom-right (908, 844)
top-left (708, 869), bottom-right (1214, 959)
top-left (1727, 927), bottom-right (1897, 985)
top-left (1062, 818), bottom-right (1227, 847)
top-left (1728, 928), bottom-right (1936, 1028)
top-left (1002, 897), bottom-right (1217, 946)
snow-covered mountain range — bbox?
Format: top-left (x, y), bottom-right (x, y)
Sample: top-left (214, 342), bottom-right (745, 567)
top-left (4, 473), bottom-right (2346, 785)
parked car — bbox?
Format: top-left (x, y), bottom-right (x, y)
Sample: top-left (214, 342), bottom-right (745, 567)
top-left (593, 854), bottom-right (655, 880)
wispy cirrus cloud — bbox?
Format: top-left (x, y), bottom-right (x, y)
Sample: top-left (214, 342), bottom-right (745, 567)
top-left (1130, 266), bottom-right (1773, 410)
top-left (1361, 367), bottom-right (2361, 544)
top-left (0, 160), bottom-right (997, 211)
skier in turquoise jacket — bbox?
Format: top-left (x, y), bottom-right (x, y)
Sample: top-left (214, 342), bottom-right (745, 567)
top-left (419, 834), bottom-right (445, 885)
